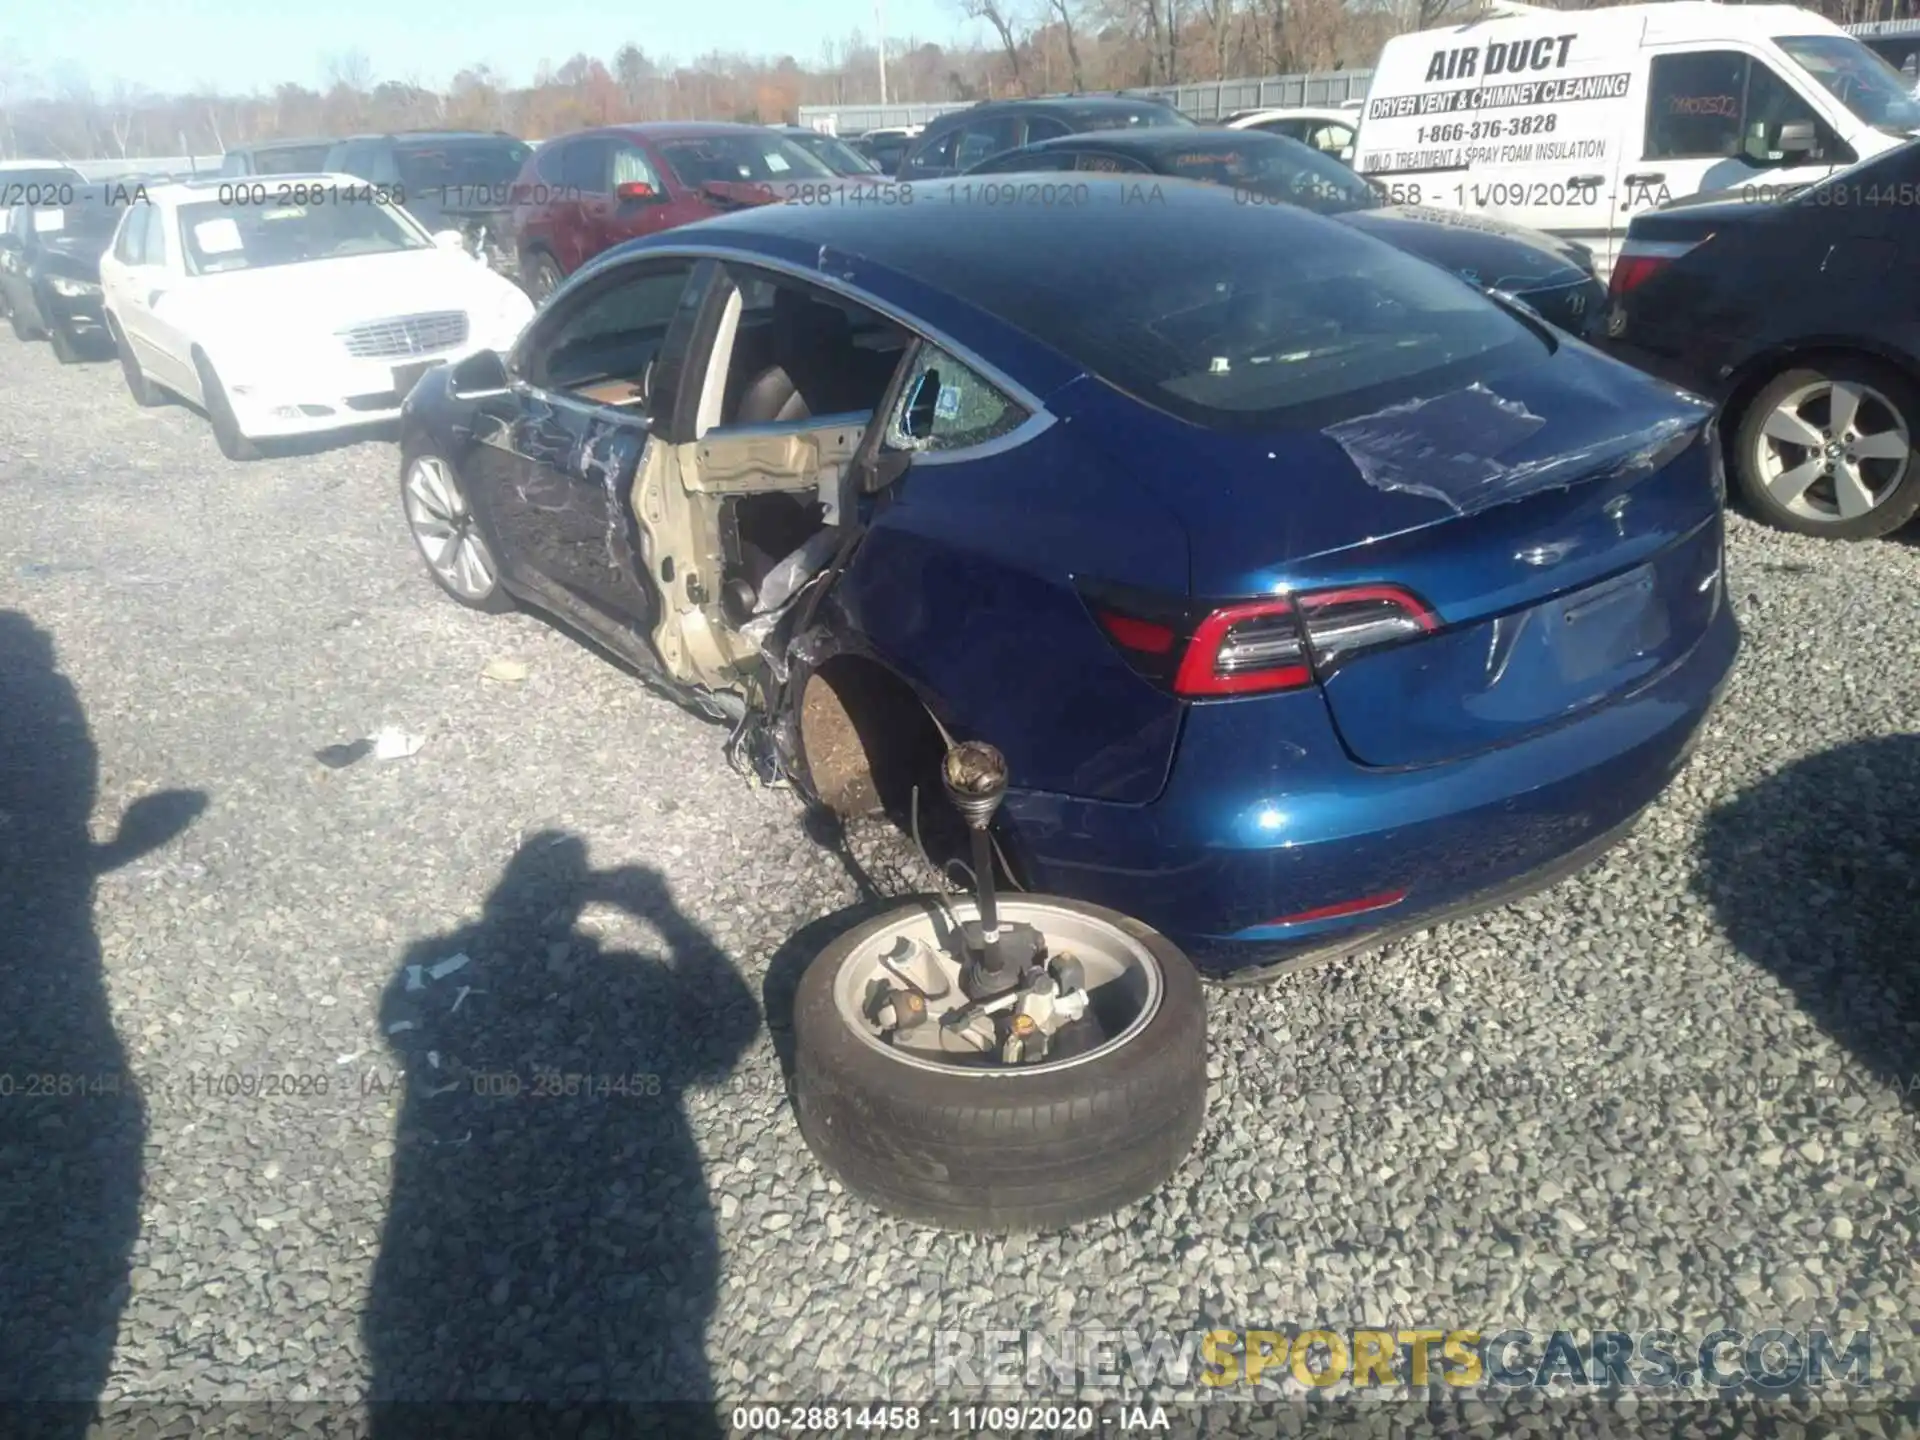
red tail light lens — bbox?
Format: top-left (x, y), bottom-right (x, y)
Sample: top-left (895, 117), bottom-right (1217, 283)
top-left (1175, 599), bottom-right (1311, 696)
top-left (1088, 582), bottom-right (1439, 699)
top-left (1607, 254), bottom-right (1669, 299)
top-left (1608, 237), bottom-right (1707, 300)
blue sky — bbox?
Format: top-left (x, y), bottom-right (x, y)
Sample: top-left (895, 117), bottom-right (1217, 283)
top-left (5, 0), bottom-right (980, 97)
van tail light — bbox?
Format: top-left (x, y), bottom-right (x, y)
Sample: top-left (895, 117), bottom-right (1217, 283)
top-left (1608, 237), bottom-right (1706, 300)
top-left (1083, 581), bottom-right (1439, 698)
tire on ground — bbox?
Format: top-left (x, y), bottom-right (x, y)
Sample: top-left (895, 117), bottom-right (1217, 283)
top-left (792, 895), bottom-right (1208, 1232)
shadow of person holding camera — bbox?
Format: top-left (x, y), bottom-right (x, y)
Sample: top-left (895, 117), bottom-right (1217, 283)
top-left (364, 832), bottom-right (760, 1437)
top-left (0, 611), bottom-right (205, 1436)
top-left (1694, 733), bottom-right (1919, 1106)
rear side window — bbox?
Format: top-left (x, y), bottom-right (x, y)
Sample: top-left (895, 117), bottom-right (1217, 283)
top-left (534, 144), bottom-right (570, 185)
top-left (256, 144), bottom-right (334, 176)
top-left (611, 145), bottom-right (661, 190)
top-left (885, 344), bottom-right (1028, 454)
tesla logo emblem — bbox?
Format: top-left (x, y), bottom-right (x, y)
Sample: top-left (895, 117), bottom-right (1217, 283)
top-left (1567, 291), bottom-right (1586, 316)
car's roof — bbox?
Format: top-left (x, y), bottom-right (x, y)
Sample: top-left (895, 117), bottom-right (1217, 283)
top-left (330, 130), bottom-right (524, 145)
top-left (577, 121), bottom-right (795, 140)
top-left (1391, 0), bottom-right (1837, 44)
top-left (1012, 125), bottom-right (1261, 156)
top-left (229, 137), bottom-right (337, 152)
top-left (939, 95), bottom-right (1184, 121)
top-left (1227, 107), bottom-right (1355, 123)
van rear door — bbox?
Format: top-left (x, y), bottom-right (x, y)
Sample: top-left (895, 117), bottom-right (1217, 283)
top-left (1354, 12), bottom-right (1645, 272)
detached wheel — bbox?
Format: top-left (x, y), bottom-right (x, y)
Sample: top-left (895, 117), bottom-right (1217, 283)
top-left (793, 894), bottom-right (1207, 1232)
top-left (1733, 358), bottom-right (1920, 539)
top-left (193, 353), bottom-right (260, 462)
top-left (401, 448), bottom-right (514, 612)
top-left (523, 251), bottom-right (564, 305)
top-left (8, 304), bottom-right (38, 341)
top-left (112, 321), bottom-right (163, 407)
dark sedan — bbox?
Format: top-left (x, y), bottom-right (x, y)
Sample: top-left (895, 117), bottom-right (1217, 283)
top-left (1605, 138), bottom-right (1920, 540)
top-left (966, 128), bottom-right (1606, 339)
top-left (393, 181), bottom-right (1733, 979)
top-left (0, 189), bottom-right (120, 362)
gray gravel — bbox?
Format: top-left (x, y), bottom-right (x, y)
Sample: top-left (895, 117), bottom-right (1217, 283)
top-left (0, 334), bottom-right (1916, 1424)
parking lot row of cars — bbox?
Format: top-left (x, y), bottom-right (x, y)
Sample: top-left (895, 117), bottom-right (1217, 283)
top-left (4, 0), bottom-right (1920, 538)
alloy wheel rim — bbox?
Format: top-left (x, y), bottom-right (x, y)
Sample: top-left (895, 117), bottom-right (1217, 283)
top-left (828, 897), bottom-right (1164, 1077)
top-left (1753, 380), bottom-right (1910, 523)
top-left (404, 455), bottom-right (497, 600)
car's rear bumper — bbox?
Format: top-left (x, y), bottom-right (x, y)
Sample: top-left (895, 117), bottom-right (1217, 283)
top-left (1002, 591), bottom-right (1738, 976)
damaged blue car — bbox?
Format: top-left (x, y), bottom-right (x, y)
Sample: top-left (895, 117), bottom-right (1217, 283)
top-left (396, 179), bottom-right (1738, 979)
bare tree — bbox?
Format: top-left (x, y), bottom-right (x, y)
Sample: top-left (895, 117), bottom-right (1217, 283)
top-left (325, 48), bottom-right (374, 93)
top-left (961, 0), bottom-right (1028, 92)
top-left (1045, 0), bottom-right (1089, 90)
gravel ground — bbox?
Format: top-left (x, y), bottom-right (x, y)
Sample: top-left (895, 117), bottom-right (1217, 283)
top-left (0, 335), bottom-right (1915, 1429)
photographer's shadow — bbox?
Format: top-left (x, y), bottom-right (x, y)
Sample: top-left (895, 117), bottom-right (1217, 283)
top-left (0, 611), bottom-right (204, 1428)
top-left (364, 833), bottom-right (759, 1430)
top-left (1694, 733), bottom-right (1919, 1104)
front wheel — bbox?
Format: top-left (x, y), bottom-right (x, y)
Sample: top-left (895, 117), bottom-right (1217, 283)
top-left (193, 353), bottom-right (260, 462)
top-left (792, 894), bottom-right (1208, 1232)
top-left (1732, 358), bottom-right (1920, 539)
top-left (8, 304), bottom-right (38, 342)
top-left (112, 321), bottom-right (164, 407)
top-left (400, 447), bottom-right (514, 612)
top-left (522, 252), bottom-right (564, 306)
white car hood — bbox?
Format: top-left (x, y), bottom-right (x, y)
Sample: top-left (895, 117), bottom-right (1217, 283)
top-left (182, 248), bottom-right (511, 335)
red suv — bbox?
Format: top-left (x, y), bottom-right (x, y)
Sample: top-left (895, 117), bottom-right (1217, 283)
top-left (510, 123), bottom-right (847, 301)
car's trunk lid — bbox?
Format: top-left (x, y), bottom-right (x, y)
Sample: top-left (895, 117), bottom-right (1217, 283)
top-left (1061, 343), bottom-right (1726, 767)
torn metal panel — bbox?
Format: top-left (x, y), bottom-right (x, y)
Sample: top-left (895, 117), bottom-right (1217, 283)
top-left (1323, 382), bottom-right (1703, 518)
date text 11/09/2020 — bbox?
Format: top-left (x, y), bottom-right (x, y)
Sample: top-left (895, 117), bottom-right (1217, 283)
top-left (1367, 179), bottom-right (1603, 208)
top-left (726, 1405), bottom-right (1171, 1434)
top-left (0, 1069), bottom-right (815, 1102)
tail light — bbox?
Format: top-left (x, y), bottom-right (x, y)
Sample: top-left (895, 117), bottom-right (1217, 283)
top-left (1607, 237), bottom-right (1706, 300)
top-left (1085, 582), bottom-right (1439, 699)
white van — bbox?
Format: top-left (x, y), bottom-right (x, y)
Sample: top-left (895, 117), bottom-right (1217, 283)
top-left (1353, 1), bottom-right (1920, 276)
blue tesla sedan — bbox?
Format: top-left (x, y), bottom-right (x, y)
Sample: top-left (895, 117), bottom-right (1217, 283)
top-left (395, 179), bottom-right (1738, 979)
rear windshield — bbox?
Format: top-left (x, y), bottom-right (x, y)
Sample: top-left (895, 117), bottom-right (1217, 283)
top-left (1069, 104), bottom-right (1195, 131)
top-left (253, 144), bottom-right (335, 175)
top-left (38, 192), bottom-right (123, 239)
top-left (1154, 136), bottom-right (1379, 213)
top-left (178, 197), bottom-right (426, 274)
top-left (788, 132), bottom-right (881, 175)
top-left (655, 133), bottom-right (836, 185)
top-left (895, 193), bottom-right (1539, 429)
top-left (1777, 34), bottom-right (1920, 133)
top-left (393, 140), bottom-right (532, 190)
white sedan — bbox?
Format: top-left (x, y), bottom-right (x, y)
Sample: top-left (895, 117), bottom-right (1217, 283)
top-left (1222, 107), bottom-right (1361, 165)
top-left (98, 175), bottom-right (534, 460)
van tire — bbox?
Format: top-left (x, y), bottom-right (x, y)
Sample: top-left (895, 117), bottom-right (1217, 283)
top-left (1732, 358), bottom-right (1920, 540)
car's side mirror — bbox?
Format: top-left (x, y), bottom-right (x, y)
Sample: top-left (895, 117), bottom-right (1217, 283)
top-left (903, 368), bottom-right (942, 440)
top-left (449, 348), bottom-right (511, 397)
top-left (1778, 120), bottom-right (1817, 157)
